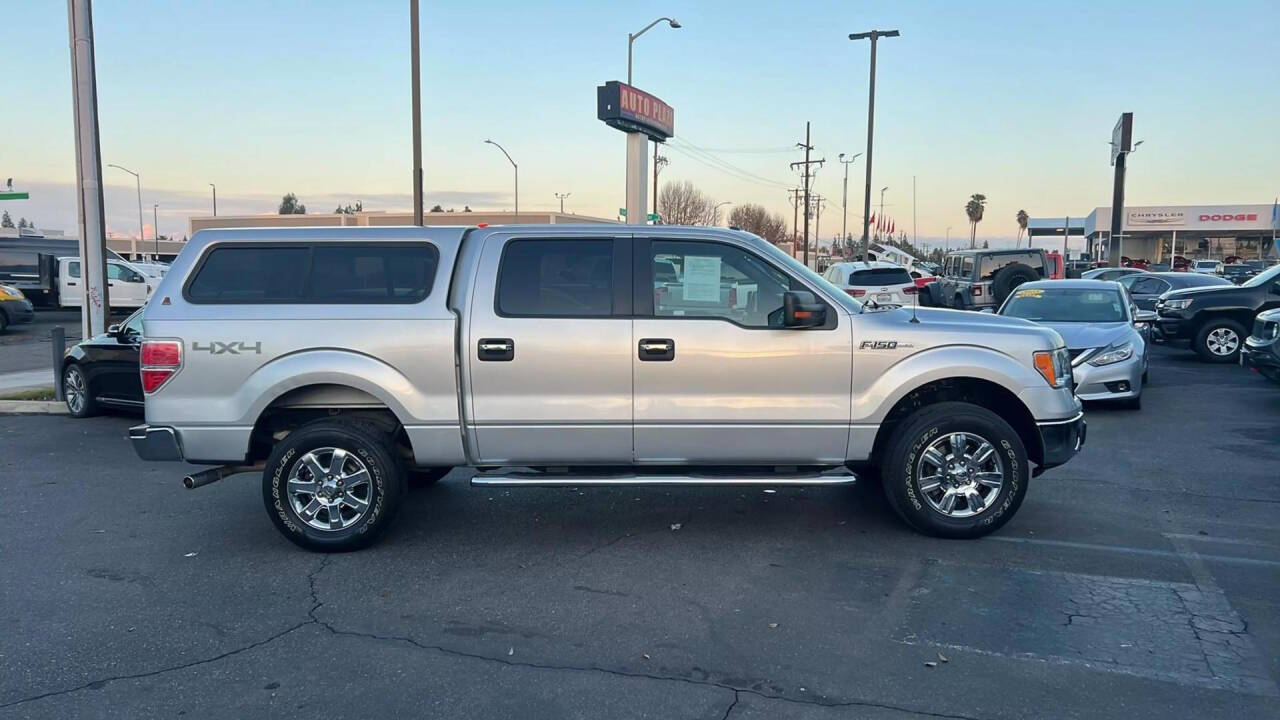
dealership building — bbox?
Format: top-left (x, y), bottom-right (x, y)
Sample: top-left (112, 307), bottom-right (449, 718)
top-left (1032, 203), bottom-right (1277, 262)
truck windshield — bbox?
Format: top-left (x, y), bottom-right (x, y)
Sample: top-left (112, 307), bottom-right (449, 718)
top-left (1001, 287), bottom-right (1126, 323)
top-left (1242, 264), bottom-right (1280, 288)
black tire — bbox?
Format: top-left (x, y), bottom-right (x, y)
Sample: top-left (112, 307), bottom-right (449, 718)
top-left (991, 263), bottom-right (1039, 305)
top-left (62, 363), bottom-right (97, 418)
top-left (262, 419), bottom-right (406, 552)
top-left (1193, 319), bottom-right (1246, 363)
top-left (879, 402), bottom-right (1029, 538)
top-left (0, 311), bottom-right (8, 334)
top-left (409, 467), bottom-right (452, 487)
top-left (1142, 368), bottom-right (1149, 383)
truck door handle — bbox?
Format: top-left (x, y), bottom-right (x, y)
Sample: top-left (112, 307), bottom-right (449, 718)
top-left (478, 338), bottom-right (514, 361)
top-left (67, 282), bottom-right (78, 286)
top-left (638, 338), bottom-right (674, 361)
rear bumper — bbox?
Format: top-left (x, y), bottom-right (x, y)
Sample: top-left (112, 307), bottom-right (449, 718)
top-left (1036, 411), bottom-right (1086, 471)
top-left (129, 424), bottom-right (185, 462)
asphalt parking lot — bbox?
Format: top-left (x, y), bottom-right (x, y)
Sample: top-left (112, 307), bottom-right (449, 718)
top-left (0, 310), bottom-right (86, 391)
top-left (2, 344), bottom-right (1278, 720)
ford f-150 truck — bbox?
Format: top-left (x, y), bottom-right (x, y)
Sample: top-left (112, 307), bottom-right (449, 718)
top-left (129, 226), bottom-right (1085, 551)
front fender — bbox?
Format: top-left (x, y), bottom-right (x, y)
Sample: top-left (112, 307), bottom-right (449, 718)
top-left (853, 345), bottom-right (1050, 425)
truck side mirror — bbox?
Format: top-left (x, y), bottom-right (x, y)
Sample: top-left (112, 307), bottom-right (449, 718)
top-left (783, 291), bottom-right (825, 328)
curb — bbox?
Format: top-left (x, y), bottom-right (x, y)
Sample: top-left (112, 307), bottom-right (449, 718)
top-left (0, 400), bottom-right (68, 415)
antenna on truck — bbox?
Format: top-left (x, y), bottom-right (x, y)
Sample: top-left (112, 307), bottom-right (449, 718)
top-left (909, 282), bottom-right (920, 323)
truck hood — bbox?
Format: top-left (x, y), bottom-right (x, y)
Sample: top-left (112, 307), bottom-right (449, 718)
top-left (867, 306), bottom-right (1065, 349)
top-left (1037, 322), bottom-right (1132, 351)
top-left (1161, 285), bottom-right (1234, 300)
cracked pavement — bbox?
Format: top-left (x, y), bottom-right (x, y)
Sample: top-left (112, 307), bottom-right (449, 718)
top-left (2, 345), bottom-right (1279, 719)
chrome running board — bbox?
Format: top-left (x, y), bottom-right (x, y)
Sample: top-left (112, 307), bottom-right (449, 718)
top-left (471, 468), bottom-right (857, 488)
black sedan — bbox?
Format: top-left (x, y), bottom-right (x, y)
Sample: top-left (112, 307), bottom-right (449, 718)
top-left (1118, 271), bottom-right (1231, 312)
top-left (61, 307), bottom-right (143, 417)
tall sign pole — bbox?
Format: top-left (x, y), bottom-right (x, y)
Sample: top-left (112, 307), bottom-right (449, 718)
top-left (850, 29), bottom-right (899, 265)
top-left (1108, 112), bottom-right (1132, 266)
top-left (410, 0), bottom-right (424, 225)
top-left (597, 82), bottom-right (674, 226)
top-left (67, 0), bottom-right (109, 337)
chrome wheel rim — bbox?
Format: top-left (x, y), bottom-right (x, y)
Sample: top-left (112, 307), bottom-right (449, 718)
top-left (1206, 328), bottom-right (1239, 356)
top-left (64, 367), bottom-right (85, 414)
top-left (917, 432), bottom-right (1004, 518)
top-left (287, 447), bottom-right (373, 531)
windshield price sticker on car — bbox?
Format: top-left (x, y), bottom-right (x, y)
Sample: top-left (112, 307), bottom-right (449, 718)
top-left (683, 256), bottom-right (722, 302)
top-left (1015, 288), bottom-right (1044, 298)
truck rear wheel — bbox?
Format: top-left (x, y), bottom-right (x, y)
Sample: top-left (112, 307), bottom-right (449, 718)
top-left (880, 402), bottom-right (1028, 538)
top-left (262, 419), bottom-right (406, 552)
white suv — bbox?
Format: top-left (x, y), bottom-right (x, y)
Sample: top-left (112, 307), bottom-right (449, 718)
top-left (822, 261), bottom-right (918, 305)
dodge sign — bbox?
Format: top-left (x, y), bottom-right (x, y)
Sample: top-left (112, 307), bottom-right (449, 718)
top-left (597, 81), bottom-right (674, 142)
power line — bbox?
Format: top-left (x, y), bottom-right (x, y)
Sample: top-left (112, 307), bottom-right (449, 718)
top-left (664, 142), bottom-right (794, 189)
top-left (669, 138), bottom-right (795, 188)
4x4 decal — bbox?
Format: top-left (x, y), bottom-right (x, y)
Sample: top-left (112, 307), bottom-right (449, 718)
top-left (191, 341), bottom-right (262, 355)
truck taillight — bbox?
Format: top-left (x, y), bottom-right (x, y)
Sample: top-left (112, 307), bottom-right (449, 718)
top-left (141, 340), bottom-right (182, 394)
top-left (902, 285), bottom-right (918, 295)
top-left (845, 288), bottom-right (866, 297)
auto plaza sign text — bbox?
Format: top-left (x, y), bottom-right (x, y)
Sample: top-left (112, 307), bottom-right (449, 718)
top-left (597, 81), bottom-right (674, 141)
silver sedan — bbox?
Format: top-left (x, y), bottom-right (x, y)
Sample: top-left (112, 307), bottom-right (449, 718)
top-left (997, 279), bottom-right (1150, 410)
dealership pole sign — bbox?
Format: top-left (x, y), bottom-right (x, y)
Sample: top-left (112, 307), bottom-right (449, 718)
top-left (597, 81), bottom-right (674, 141)
top-left (598, 81), bottom-right (675, 226)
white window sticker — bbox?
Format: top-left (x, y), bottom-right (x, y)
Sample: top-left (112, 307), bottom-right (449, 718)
top-left (682, 255), bottom-right (722, 302)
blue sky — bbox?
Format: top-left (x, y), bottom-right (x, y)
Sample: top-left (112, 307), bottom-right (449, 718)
top-left (5, 0), bottom-right (1278, 248)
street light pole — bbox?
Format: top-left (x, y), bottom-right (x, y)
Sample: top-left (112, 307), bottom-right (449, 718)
top-left (713, 201), bottom-right (731, 225)
top-left (946, 226), bottom-right (952, 251)
top-left (838, 153), bottom-right (860, 254)
top-left (410, 0), bottom-right (424, 225)
top-left (627, 17), bottom-right (680, 86)
top-left (152, 203), bottom-right (159, 257)
top-left (849, 29), bottom-right (899, 263)
top-left (484, 140), bottom-right (518, 220)
top-left (107, 163), bottom-right (143, 249)
top-left (209, 183), bottom-right (216, 216)
top-left (555, 192), bottom-right (571, 213)
top-left (627, 16), bottom-right (680, 226)
top-left (879, 186), bottom-right (888, 241)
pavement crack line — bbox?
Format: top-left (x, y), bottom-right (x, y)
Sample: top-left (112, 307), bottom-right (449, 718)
top-left (311, 621), bottom-right (985, 719)
top-left (719, 690), bottom-right (740, 720)
top-left (2, 554), bottom-right (333, 710)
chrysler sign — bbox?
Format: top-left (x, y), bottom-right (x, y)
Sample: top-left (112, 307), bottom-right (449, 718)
top-left (1128, 210), bottom-right (1184, 227)
top-left (597, 81), bottom-right (674, 141)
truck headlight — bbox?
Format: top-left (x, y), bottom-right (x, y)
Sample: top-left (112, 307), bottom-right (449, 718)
top-left (1034, 348), bottom-right (1072, 388)
top-left (0, 286), bottom-right (24, 300)
top-left (1162, 299), bottom-right (1192, 311)
top-left (1088, 341), bottom-right (1134, 366)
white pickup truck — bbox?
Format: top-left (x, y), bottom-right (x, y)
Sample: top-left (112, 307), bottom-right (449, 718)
top-left (129, 226), bottom-right (1085, 552)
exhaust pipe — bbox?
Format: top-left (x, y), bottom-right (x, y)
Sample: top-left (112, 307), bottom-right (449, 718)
top-left (183, 463), bottom-right (263, 489)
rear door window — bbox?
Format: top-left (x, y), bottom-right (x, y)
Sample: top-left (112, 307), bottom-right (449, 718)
top-left (187, 244), bottom-right (437, 304)
top-left (308, 245), bottom-right (437, 302)
top-left (497, 239), bottom-right (614, 317)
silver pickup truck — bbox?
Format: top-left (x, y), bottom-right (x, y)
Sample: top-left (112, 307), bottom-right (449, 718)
top-left (130, 225), bottom-right (1084, 551)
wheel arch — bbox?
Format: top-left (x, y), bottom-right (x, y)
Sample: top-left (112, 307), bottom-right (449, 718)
top-left (868, 376), bottom-right (1043, 470)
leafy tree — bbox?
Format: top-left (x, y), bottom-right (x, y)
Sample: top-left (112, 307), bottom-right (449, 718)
top-left (18, 218), bottom-right (31, 229)
top-left (463, 206), bottom-right (472, 212)
top-left (429, 204), bottom-right (444, 213)
top-left (334, 201), bottom-right (364, 214)
top-left (982, 240), bottom-right (990, 249)
top-left (1015, 209), bottom-right (1029, 247)
top-left (727, 203), bottom-right (789, 245)
top-left (658, 180), bottom-right (718, 225)
top-left (964, 193), bottom-right (987, 248)
top-left (0, 211), bottom-right (12, 228)
top-left (278, 193), bottom-right (306, 214)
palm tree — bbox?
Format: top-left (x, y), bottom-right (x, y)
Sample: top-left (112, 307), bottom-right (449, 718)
top-left (1016, 209), bottom-right (1029, 247)
top-left (964, 193), bottom-right (987, 248)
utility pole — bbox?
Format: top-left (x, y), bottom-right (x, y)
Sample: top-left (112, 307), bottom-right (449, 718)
top-left (878, 186), bottom-right (888, 242)
top-left (812, 195), bottom-right (826, 255)
top-left (790, 122), bottom-right (824, 268)
top-left (68, 0), bottom-right (109, 336)
top-left (555, 192), bottom-right (571, 214)
top-left (912, 175), bottom-right (917, 246)
top-left (152, 203), bottom-right (159, 257)
top-left (839, 153), bottom-right (860, 256)
top-left (652, 151), bottom-right (668, 221)
top-left (208, 183), bottom-right (216, 216)
top-left (410, 0), bottom-right (424, 225)
top-left (849, 29), bottom-right (899, 264)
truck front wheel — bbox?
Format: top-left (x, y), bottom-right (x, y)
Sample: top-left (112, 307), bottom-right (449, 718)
top-left (880, 402), bottom-right (1028, 538)
top-left (262, 419), bottom-right (406, 552)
